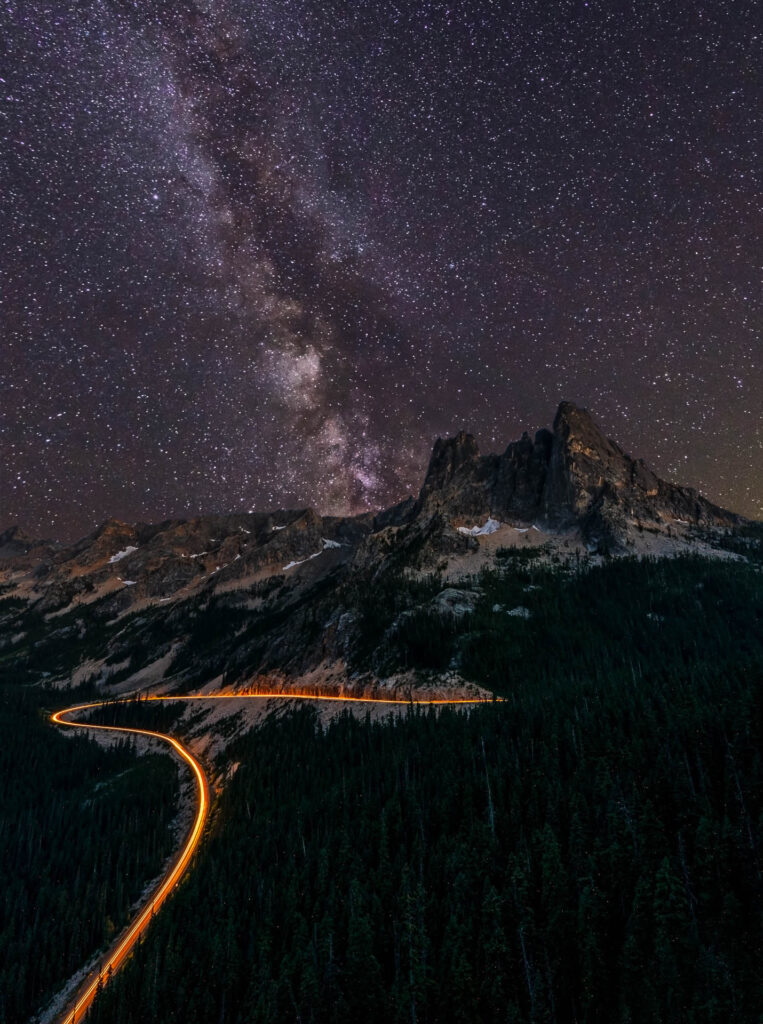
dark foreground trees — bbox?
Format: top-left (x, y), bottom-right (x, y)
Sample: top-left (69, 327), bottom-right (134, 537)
top-left (0, 688), bottom-right (179, 1024)
top-left (89, 663), bottom-right (761, 1023)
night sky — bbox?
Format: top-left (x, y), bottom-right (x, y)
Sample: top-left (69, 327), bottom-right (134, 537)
top-left (2, 1), bottom-right (760, 541)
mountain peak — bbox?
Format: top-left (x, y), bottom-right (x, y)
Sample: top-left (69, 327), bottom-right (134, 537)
top-left (554, 400), bottom-right (594, 431)
top-left (552, 401), bottom-right (619, 453)
top-left (410, 402), bottom-right (741, 551)
top-left (418, 431), bottom-right (481, 505)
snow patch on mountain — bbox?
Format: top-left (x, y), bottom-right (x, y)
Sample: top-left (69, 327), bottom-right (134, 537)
top-left (283, 551), bottom-right (322, 571)
top-left (457, 517), bottom-right (501, 537)
top-left (109, 546), bottom-right (138, 563)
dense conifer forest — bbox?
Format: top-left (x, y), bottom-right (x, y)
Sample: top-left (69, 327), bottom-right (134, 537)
top-left (0, 687), bottom-right (180, 1024)
top-left (348, 552), bottom-right (763, 692)
top-left (80, 553), bottom-right (761, 1023)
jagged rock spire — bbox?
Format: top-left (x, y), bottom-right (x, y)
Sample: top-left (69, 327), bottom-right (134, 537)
top-left (418, 431), bottom-right (480, 505)
top-left (415, 401), bottom-right (741, 550)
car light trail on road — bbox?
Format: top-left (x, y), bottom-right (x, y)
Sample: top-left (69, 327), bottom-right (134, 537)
top-left (51, 703), bottom-right (210, 1024)
top-left (145, 691), bottom-right (498, 706)
top-left (50, 689), bottom-right (496, 1021)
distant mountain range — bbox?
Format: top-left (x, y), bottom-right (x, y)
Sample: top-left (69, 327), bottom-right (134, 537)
top-left (0, 402), bottom-right (750, 697)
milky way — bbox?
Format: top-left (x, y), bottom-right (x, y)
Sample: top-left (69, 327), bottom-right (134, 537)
top-left (1, 1), bottom-right (760, 540)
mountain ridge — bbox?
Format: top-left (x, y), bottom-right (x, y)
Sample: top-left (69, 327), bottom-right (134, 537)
top-left (1, 401), bottom-right (745, 557)
top-left (0, 402), bottom-right (747, 614)
top-left (0, 401), bottom-right (754, 700)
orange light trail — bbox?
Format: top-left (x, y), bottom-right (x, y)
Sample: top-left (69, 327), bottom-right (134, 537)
top-left (51, 702), bottom-right (210, 1024)
top-left (50, 689), bottom-right (496, 1021)
top-left (145, 692), bottom-right (497, 706)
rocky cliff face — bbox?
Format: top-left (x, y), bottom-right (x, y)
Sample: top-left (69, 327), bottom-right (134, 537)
top-left (414, 401), bottom-right (740, 551)
top-left (0, 401), bottom-right (748, 696)
top-left (542, 402), bottom-right (738, 542)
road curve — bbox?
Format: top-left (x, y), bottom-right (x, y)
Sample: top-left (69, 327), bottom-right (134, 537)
top-left (50, 690), bottom-right (494, 1021)
top-left (144, 691), bottom-right (494, 706)
top-left (50, 702), bottom-right (210, 1024)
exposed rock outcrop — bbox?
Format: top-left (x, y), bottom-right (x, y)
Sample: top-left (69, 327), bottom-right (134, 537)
top-left (414, 401), bottom-right (740, 551)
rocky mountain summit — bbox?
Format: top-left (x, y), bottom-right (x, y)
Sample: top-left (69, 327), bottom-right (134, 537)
top-left (415, 401), bottom-right (739, 551)
top-left (0, 403), bottom-right (752, 699)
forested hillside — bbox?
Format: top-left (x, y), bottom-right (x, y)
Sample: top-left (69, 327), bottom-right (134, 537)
top-left (83, 552), bottom-right (762, 1024)
top-left (0, 688), bottom-right (180, 1024)
top-left (348, 550), bottom-right (763, 693)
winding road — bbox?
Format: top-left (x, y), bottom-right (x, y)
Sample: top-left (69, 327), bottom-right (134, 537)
top-left (50, 701), bottom-right (210, 1024)
top-left (51, 691), bottom-right (493, 1022)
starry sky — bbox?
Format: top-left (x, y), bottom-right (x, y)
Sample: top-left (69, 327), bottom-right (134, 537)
top-left (1, 0), bottom-right (760, 541)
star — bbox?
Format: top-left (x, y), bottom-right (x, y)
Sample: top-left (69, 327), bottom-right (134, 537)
top-left (0, 1), bottom-right (759, 540)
